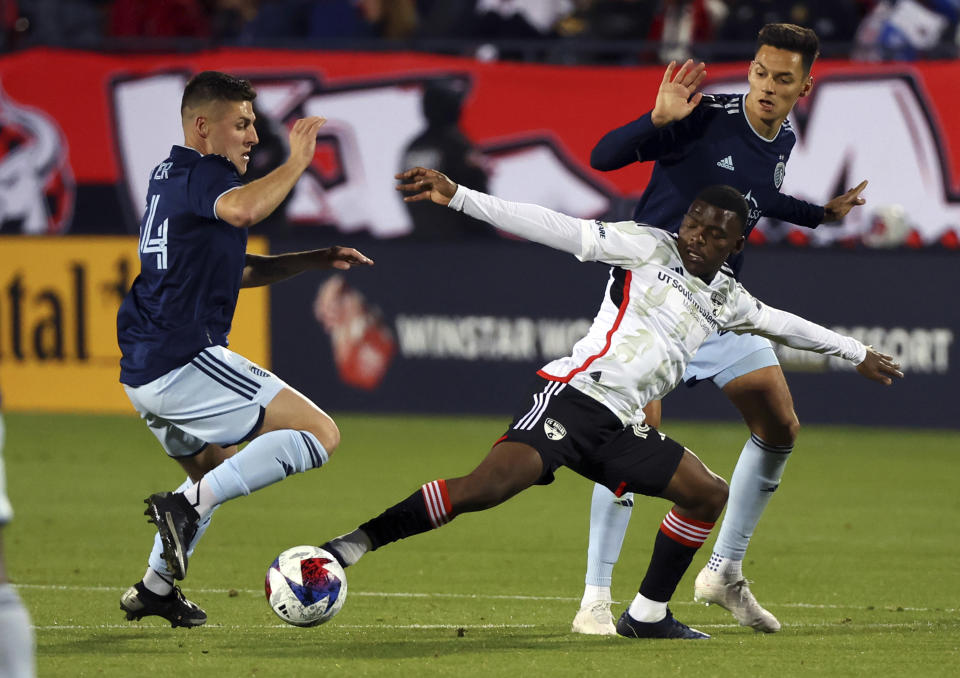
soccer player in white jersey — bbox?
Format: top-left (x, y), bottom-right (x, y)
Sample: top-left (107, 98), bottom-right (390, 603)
top-left (0, 394), bottom-right (37, 678)
top-left (577, 23), bottom-right (869, 635)
top-left (116, 72), bottom-right (373, 627)
top-left (316, 168), bottom-right (901, 639)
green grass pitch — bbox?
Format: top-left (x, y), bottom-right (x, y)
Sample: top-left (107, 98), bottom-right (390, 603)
top-left (4, 412), bottom-right (959, 677)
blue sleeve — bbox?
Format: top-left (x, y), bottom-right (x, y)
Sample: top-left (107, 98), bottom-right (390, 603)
top-left (767, 192), bottom-right (824, 228)
top-left (590, 104), bottom-right (712, 171)
top-left (187, 155), bottom-right (242, 220)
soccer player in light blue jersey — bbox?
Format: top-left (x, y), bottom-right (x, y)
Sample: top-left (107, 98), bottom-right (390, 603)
top-left (0, 392), bottom-right (36, 678)
top-left (575, 24), bottom-right (869, 634)
top-left (117, 71), bottom-right (373, 627)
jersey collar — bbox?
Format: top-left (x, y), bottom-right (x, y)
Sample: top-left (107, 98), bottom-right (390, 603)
top-left (740, 94), bottom-right (782, 144)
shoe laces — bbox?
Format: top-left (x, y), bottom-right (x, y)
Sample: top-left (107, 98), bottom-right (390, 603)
top-left (588, 599), bottom-right (612, 621)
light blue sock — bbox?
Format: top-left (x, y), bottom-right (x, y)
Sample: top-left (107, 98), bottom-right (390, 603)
top-left (0, 583), bottom-right (35, 678)
top-left (203, 430), bottom-right (328, 505)
top-left (146, 477), bottom-right (218, 589)
top-left (715, 434), bottom-right (792, 560)
top-left (584, 483), bottom-right (634, 588)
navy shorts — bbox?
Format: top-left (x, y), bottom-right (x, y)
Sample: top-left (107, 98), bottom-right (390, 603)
top-left (496, 377), bottom-right (686, 497)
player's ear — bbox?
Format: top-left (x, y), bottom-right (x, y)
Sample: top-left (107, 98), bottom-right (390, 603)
top-left (732, 234), bottom-right (746, 255)
top-left (799, 75), bottom-right (813, 98)
top-left (195, 116), bottom-right (209, 139)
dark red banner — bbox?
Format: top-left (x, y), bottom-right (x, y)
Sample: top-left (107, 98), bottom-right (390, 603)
top-left (2, 48), bottom-right (960, 245)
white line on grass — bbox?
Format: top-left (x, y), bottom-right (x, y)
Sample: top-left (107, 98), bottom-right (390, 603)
top-left (14, 583), bottom-right (958, 614)
top-left (32, 621), bottom-right (956, 632)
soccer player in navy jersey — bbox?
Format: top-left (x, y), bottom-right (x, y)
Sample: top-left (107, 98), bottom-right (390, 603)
top-left (316, 167), bottom-right (899, 640)
top-left (116, 71), bottom-right (373, 627)
top-left (573, 24), bottom-right (869, 635)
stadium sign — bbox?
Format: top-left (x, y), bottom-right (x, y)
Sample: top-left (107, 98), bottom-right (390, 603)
top-left (0, 237), bottom-right (269, 412)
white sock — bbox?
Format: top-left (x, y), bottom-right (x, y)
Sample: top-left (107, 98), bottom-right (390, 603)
top-left (182, 478), bottom-right (219, 520)
top-left (142, 567), bottom-right (174, 597)
top-left (580, 584), bottom-right (612, 608)
top-left (329, 529), bottom-right (372, 567)
top-left (704, 552), bottom-right (743, 580)
top-left (627, 593), bottom-right (667, 623)
top-left (715, 434), bottom-right (791, 560)
top-left (584, 484), bottom-right (633, 588)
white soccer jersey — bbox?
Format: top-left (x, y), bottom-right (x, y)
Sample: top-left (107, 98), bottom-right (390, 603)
top-left (449, 186), bottom-right (866, 425)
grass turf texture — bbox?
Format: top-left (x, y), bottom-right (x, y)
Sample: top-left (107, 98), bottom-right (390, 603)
top-left (5, 412), bottom-right (959, 677)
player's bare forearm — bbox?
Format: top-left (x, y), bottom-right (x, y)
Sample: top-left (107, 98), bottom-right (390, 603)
top-left (219, 116), bottom-right (326, 229)
top-left (241, 248), bottom-right (373, 288)
top-left (217, 160), bottom-right (305, 229)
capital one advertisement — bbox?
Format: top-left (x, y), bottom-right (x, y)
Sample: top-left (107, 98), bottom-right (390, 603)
top-left (0, 49), bottom-right (955, 426)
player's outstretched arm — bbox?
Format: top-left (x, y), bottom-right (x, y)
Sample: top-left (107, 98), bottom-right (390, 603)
top-left (217, 116), bottom-right (327, 229)
top-left (822, 180), bottom-right (868, 223)
top-left (396, 167), bottom-right (587, 256)
top-left (726, 302), bottom-right (903, 386)
top-left (856, 346), bottom-right (903, 385)
top-left (241, 247), bottom-right (374, 288)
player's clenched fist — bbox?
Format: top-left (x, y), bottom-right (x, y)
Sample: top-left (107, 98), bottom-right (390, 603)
top-left (395, 167), bottom-right (458, 206)
top-left (288, 116), bottom-right (326, 170)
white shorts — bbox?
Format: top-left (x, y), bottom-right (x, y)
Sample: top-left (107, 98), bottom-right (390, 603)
top-left (682, 331), bottom-right (780, 389)
top-left (123, 346), bottom-right (287, 458)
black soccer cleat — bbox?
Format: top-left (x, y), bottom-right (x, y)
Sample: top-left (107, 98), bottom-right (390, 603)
top-left (120, 582), bottom-right (207, 628)
top-left (144, 492), bottom-right (200, 580)
top-left (616, 608), bottom-right (710, 639)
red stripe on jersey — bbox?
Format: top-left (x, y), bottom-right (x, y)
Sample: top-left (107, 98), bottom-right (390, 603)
top-left (537, 270), bottom-right (633, 383)
top-left (614, 481), bottom-right (628, 498)
top-left (492, 434), bottom-right (508, 447)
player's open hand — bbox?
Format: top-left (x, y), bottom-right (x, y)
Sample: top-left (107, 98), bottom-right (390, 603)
top-left (823, 180), bottom-right (868, 222)
top-left (856, 346), bottom-right (903, 385)
top-left (651, 59), bottom-right (707, 128)
top-left (288, 116), bottom-right (326, 171)
top-left (395, 167), bottom-right (458, 206)
top-left (321, 246), bottom-right (374, 270)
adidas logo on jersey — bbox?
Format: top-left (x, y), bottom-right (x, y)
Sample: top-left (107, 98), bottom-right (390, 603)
top-left (717, 155), bottom-right (735, 171)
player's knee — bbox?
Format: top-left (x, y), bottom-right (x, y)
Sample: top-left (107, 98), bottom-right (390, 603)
top-left (309, 416), bottom-right (340, 456)
top-left (703, 475), bottom-right (729, 522)
top-left (756, 413), bottom-right (800, 447)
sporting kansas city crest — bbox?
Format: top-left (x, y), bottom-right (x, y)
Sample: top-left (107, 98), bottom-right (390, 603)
top-left (710, 291), bottom-right (726, 316)
top-left (774, 160), bottom-right (786, 188)
top-left (544, 418), bottom-right (567, 441)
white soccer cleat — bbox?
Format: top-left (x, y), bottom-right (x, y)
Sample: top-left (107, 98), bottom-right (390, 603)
top-left (693, 567), bottom-right (781, 633)
top-left (571, 600), bottom-right (617, 636)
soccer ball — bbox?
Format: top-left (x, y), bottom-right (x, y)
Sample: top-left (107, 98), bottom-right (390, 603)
top-left (265, 545), bottom-right (347, 627)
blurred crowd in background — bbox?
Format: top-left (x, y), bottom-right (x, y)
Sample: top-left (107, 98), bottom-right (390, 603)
top-left (2, 0), bottom-right (959, 62)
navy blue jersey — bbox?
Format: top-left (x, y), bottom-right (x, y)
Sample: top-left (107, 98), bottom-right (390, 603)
top-left (591, 94), bottom-right (824, 277)
top-left (117, 145), bottom-right (245, 386)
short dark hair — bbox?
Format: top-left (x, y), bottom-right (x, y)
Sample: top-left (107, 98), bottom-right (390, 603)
top-left (181, 71), bottom-right (256, 115)
top-left (757, 23), bottom-right (820, 74)
top-left (695, 185), bottom-right (748, 233)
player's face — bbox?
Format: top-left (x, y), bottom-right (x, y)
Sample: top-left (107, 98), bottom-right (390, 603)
top-left (677, 200), bottom-right (745, 279)
top-left (745, 45), bottom-right (812, 127)
top-left (206, 100), bottom-right (259, 175)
